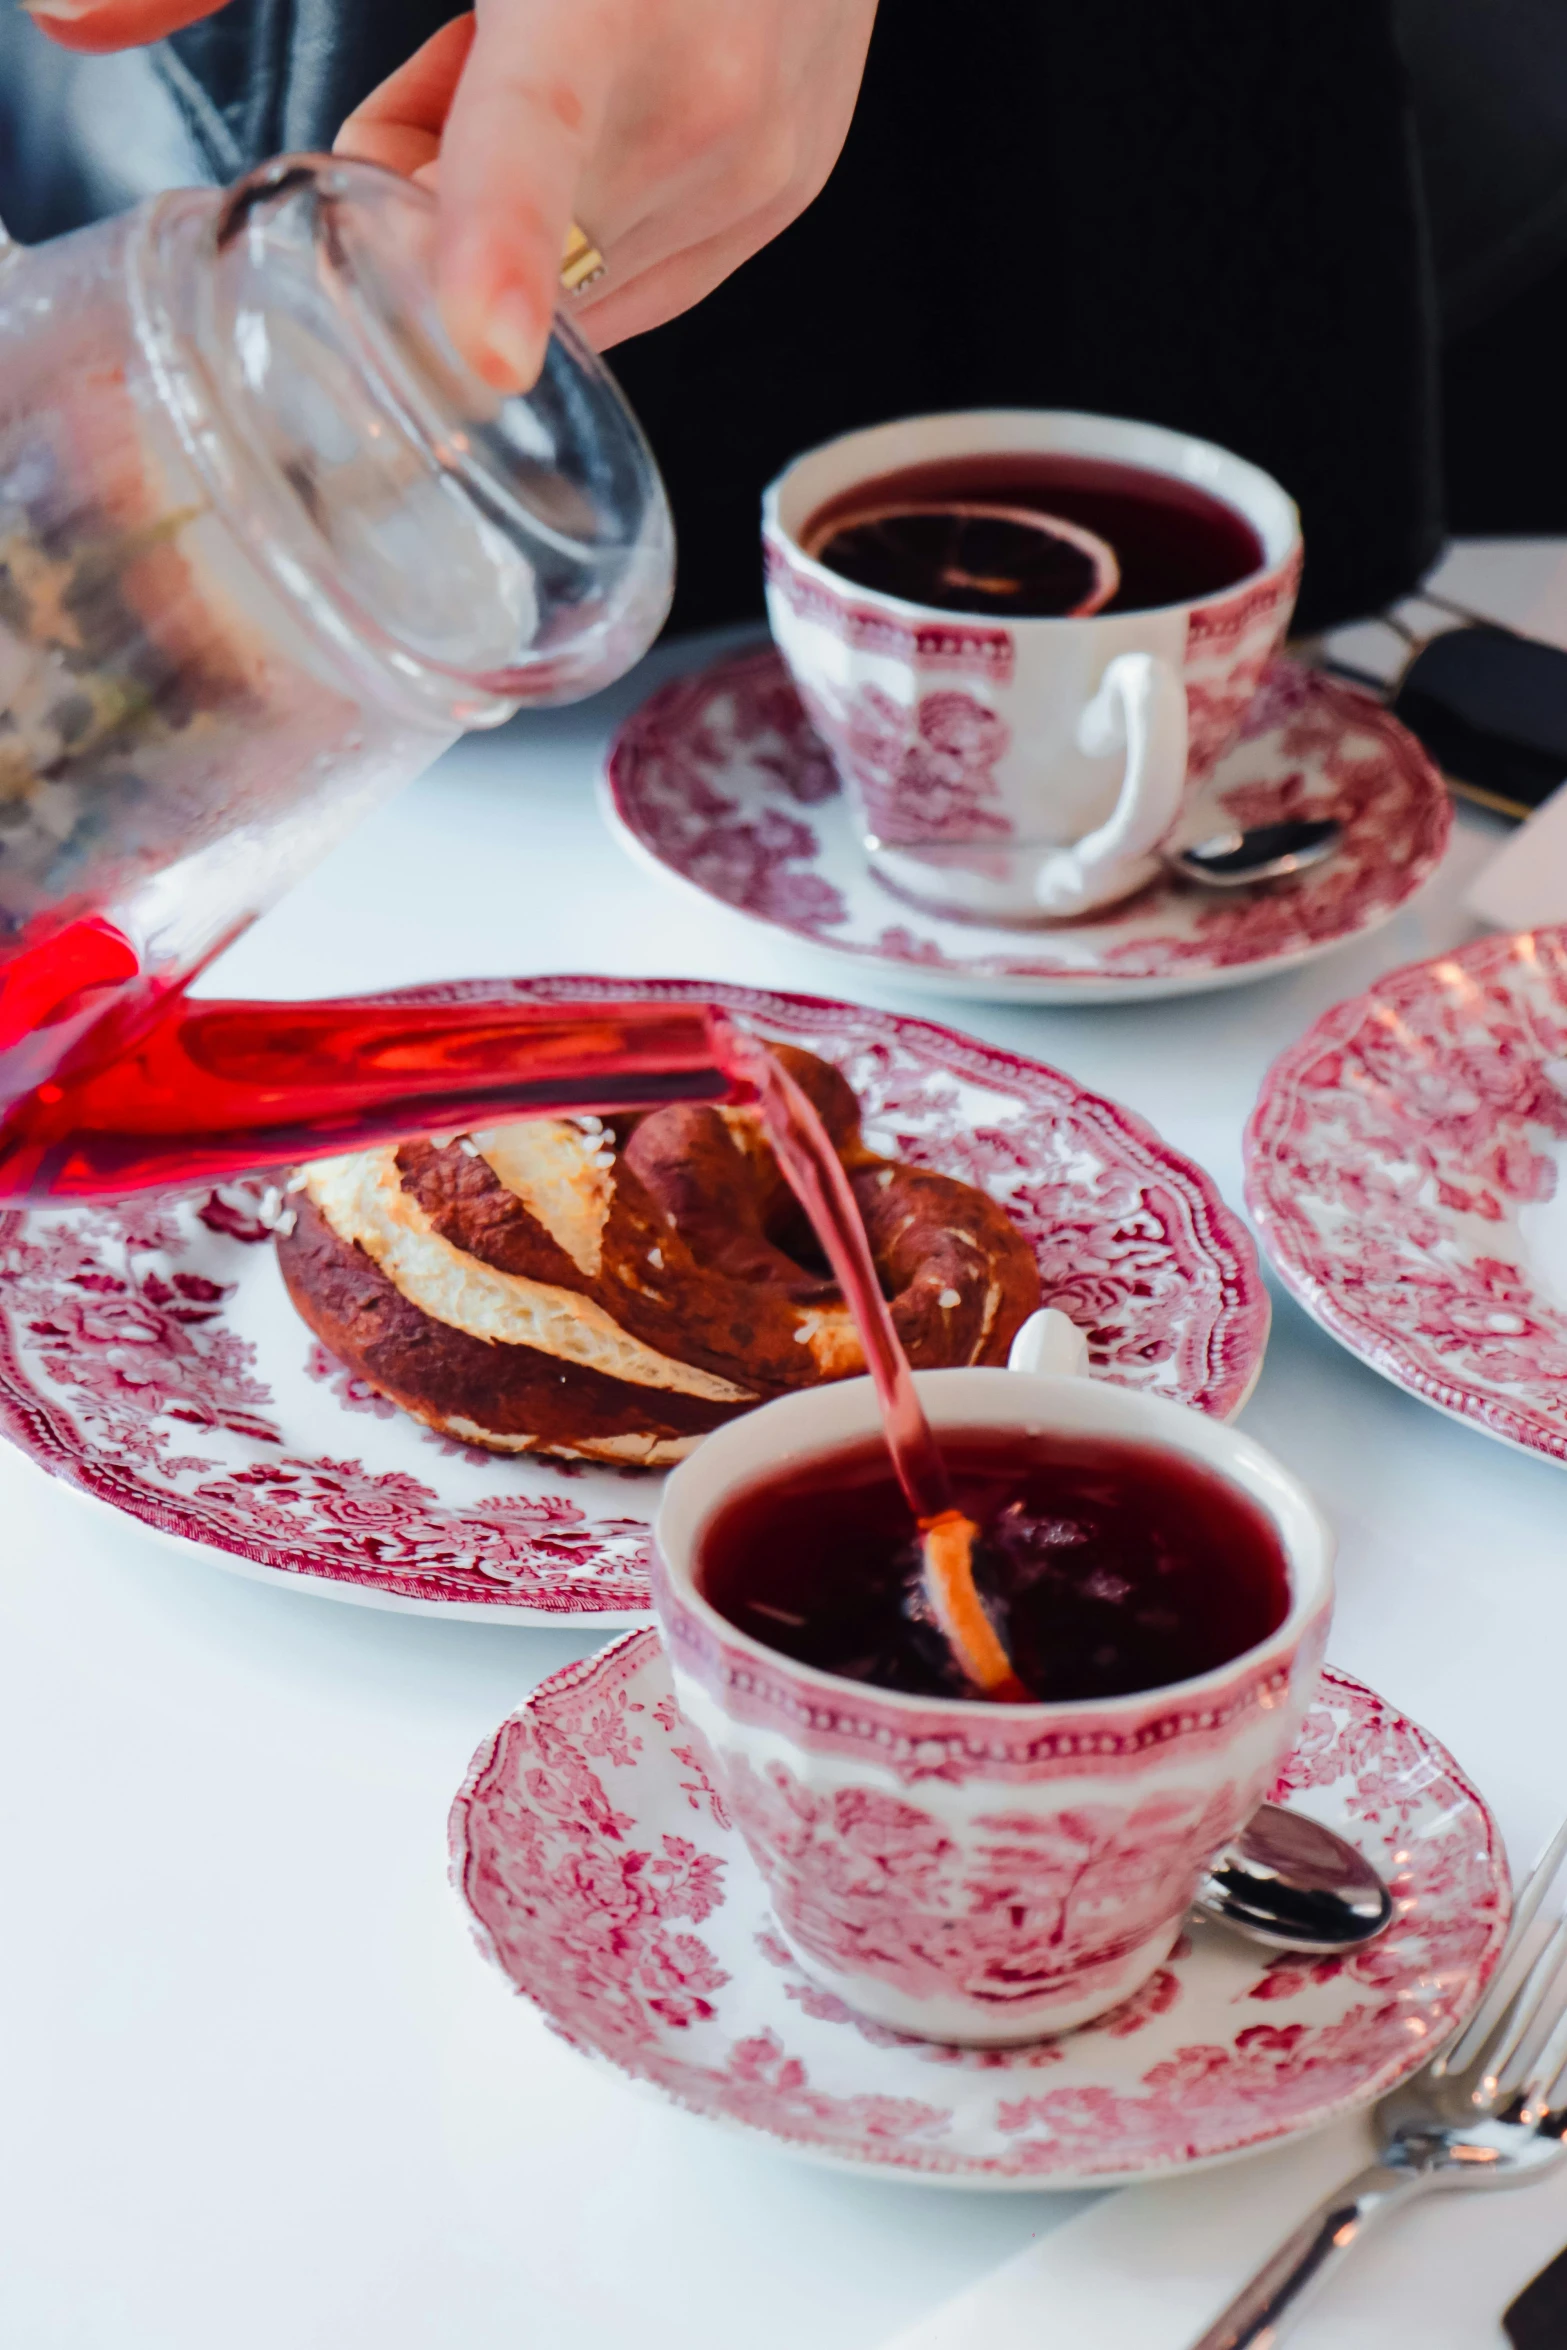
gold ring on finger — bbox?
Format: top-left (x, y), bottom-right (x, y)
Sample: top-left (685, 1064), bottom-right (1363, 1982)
top-left (560, 223), bottom-right (607, 294)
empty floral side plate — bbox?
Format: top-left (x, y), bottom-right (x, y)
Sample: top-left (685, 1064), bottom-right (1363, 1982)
top-left (1246, 926), bottom-right (1567, 1466)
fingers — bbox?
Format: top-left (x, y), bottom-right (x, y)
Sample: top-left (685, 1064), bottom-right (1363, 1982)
top-left (335, 14), bottom-right (475, 184)
top-left (21, 0), bottom-right (223, 52)
top-left (435, 0), bottom-right (616, 393)
top-left (573, 206), bottom-right (803, 351)
top-left (568, 2), bottom-right (878, 351)
top-left (33, 0), bottom-right (875, 409)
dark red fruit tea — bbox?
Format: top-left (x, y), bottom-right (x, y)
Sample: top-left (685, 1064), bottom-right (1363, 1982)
top-left (698, 1428), bottom-right (1291, 1704)
top-left (805, 452), bottom-right (1265, 616)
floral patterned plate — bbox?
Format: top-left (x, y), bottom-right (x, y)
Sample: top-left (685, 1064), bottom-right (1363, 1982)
top-left (0, 975), bottom-right (1266, 1620)
top-left (1246, 926), bottom-right (1567, 1467)
top-left (451, 1630), bottom-right (1507, 2187)
top-left (602, 646), bottom-right (1451, 1005)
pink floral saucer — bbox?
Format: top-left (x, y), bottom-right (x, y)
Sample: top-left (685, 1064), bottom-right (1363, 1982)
top-left (602, 647), bottom-right (1451, 1005)
top-left (451, 1630), bottom-right (1507, 2187)
top-left (0, 976), bottom-right (1266, 1620)
top-left (1247, 926), bottom-right (1567, 1466)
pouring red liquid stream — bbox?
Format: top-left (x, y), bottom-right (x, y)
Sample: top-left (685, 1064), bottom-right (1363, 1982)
top-left (733, 1043), bottom-right (1023, 1699)
top-left (0, 918), bottom-right (1008, 1689)
top-left (728, 1039), bottom-right (953, 1523)
top-left (0, 919), bottom-right (745, 1198)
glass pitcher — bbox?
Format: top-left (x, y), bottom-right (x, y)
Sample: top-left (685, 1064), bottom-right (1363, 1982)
top-left (0, 154), bottom-right (744, 1200)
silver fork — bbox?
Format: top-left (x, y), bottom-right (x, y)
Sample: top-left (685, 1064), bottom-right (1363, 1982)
top-left (1188, 1817), bottom-right (1567, 2349)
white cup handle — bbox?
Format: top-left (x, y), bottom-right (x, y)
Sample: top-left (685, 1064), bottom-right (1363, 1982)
top-left (1006, 1308), bottom-right (1091, 1379)
top-left (1032, 650), bottom-right (1189, 917)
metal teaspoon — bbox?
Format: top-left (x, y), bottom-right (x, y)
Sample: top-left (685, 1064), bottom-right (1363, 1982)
top-left (1167, 817), bottom-right (1342, 888)
top-left (1194, 1803), bottom-right (1394, 1952)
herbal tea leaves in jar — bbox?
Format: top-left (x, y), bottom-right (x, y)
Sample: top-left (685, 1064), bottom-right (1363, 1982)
top-left (0, 495), bottom-right (208, 940)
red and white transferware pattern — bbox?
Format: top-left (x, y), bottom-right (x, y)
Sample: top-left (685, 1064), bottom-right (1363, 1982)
top-left (761, 550), bottom-right (1016, 685)
top-left (602, 648), bottom-right (1451, 1004)
top-left (1181, 564), bottom-right (1302, 780)
top-left (450, 1630), bottom-right (1507, 2186)
top-left (767, 541), bottom-right (1299, 844)
top-left (840, 684), bottom-right (1016, 851)
top-left (0, 976), bottom-right (1266, 1618)
top-left (1246, 926), bottom-right (1567, 1466)
top-left (651, 1364), bottom-right (1327, 2043)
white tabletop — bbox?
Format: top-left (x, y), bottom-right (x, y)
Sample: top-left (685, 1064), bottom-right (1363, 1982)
top-left (5, 542), bottom-right (1567, 2350)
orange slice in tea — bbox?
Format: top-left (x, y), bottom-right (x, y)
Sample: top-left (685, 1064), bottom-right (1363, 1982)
top-left (804, 502), bottom-right (1119, 619)
top-left (919, 1508), bottom-right (1034, 1702)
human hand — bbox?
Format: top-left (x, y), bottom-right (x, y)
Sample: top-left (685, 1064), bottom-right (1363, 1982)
top-left (27, 0), bottom-right (879, 391)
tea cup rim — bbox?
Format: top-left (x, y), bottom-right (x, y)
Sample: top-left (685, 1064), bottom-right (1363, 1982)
top-left (762, 405), bottom-right (1302, 628)
top-left (653, 1366), bottom-right (1333, 1723)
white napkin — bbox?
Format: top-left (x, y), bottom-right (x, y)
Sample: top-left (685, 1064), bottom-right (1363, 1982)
top-left (1466, 777), bottom-right (1567, 929)
top-left (880, 2116), bottom-right (1567, 2349)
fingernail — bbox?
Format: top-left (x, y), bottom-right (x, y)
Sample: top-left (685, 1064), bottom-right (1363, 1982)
top-left (19, 0), bottom-right (108, 18)
top-left (474, 286), bottom-right (543, 393)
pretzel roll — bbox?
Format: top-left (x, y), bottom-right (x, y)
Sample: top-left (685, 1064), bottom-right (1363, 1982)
top-left (277, 1044), bottom-right (1041, 1464)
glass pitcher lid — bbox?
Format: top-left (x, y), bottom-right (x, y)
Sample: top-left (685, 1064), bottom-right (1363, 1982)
top-left (173, 156), bottom-right (672, 710)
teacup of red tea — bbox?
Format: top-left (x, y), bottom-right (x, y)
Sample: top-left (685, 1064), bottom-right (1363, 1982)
top-left (763, 411), bottom-right (1302, 924)
top-left (652, 1367), bottom-right (1332, 2045)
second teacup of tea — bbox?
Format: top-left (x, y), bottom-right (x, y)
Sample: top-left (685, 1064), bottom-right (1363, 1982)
top-left (652, 1367), bottom-right (1332, 2045)
top-left (763, 410), bottom-right (1302, 923)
